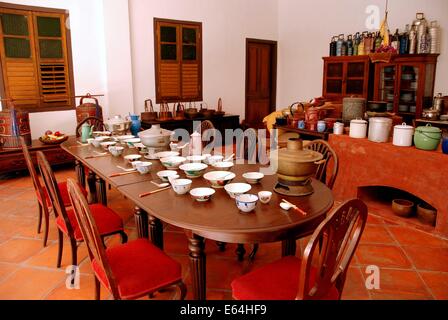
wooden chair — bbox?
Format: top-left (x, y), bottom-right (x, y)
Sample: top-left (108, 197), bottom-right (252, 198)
top-left (76, 116), bottom-right (106, 138)
top-left (200, 120), bottom-right (216, 150)
top-left (36, 151), bottom-right (128, 268)
top-left (20, 137), bottom-right (88, 247)
top-left (231, 199), bottom-right (368, 300)
top-left (305, 140), bottom-right (339, 190)
top-left (66, 178), bottom-right (187, 300)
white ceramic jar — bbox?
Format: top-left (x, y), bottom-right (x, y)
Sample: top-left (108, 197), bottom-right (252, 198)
top-left (333, 122), bottom-right (344, 135)
top-left (349, 119), bottom-right (368, 139)
top-left (393, 123), bottom-right (415, 147)
top-left (368, 117), bottom-right (393, 143)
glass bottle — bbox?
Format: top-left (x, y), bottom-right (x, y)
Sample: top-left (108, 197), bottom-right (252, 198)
top-left (347, 35), bottom-right (353, 56)
top-left (329, 36), bottom-right (337, 56)
top-left (336, 34), bottom-right (344, 56)
top-left (409, 27), bottom-right (417, 54)
top-left (391, 29), bottom-right (400, 52)
top-left (399, 25), bottom-right (410, 54)
top-left (353, 32), bottom-right (360, 55)
top-left (358, 33), bottom-right (365, 55)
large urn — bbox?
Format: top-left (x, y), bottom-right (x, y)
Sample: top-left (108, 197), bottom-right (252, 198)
top-left (272, 138), bottom-right (324, 196)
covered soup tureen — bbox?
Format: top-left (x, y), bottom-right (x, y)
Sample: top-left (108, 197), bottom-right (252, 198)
top-left (138, 124), bottom-right (174, 148)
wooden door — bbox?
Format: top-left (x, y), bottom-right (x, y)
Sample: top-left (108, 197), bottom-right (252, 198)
top-left (245, 39), bottom-right (276, 129)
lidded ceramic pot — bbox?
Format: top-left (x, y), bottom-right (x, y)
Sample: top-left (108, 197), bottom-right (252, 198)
top-left (393, 123), bottom-right (415, 147)
top-left (349, 119), bottom-right (368, 139)
top-left (414, 124), bottom-right (441, 151)
top-left (273, 138), bottom-right (323, 183)
top-left (138, 124), bottom-right (173, 148)
top-left (368, 117), bottom-right (393, 143)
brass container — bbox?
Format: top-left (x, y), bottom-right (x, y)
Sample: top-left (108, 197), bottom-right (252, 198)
top-left (274, 138), bottom-right (323, 182)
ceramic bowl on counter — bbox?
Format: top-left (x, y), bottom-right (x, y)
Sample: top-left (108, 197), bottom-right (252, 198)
top-left (108, 146), bottom-right (124, 157)
top-left (116, 135), bottom-right (135, 144)
top-left (190, 187), bottom-right (216, 202)
top-left (203, 171), bottom-right (236, 188)
top-left (135, 162), bottom-right (152, 175)
top-left (179, 163), bottom-right (208, 179)
top-left (224, 183), bottom-right (252, 199)
top-left (124, 138), bottom-right (141, 148)
top-left (92, 136), bottom-right (110, 148)
top-left (235, 194), bottom-right (259, 213)
top-left (392, 199), bottom-right (414, 217)
top-left (186, 155), bottom-right (207, 163)
top-left (258, 191), bottom-right (272, 204)
top-left (124, 154), bottom-right (142, 165)
top-left (160, 156), bottom-right (187, 170)
top-left (242, 172), bottom-right (265, 185)
top-left (171, 179), bottom-right (193, 195)
top-left (100, 141), bottom-right (116, 150)
top-left (204, 155), bottom-right (224, 165)
top-left (92, 131), bottom-right (112, 138)
top-left (157, 170), bottom-right (179, 182)
top-left (154, 151), bottom-right (180, 159)
top-left (212, 161), bottom-right (234, 171)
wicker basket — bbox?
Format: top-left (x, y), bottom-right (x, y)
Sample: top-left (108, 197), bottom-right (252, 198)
top-left (39, 135), bottom-right (69, 145)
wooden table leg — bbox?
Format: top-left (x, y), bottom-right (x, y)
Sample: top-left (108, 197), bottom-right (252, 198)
top-left (236, 244), bottom-right (246, 261)
top-left (134, 207), bottom-right (149, 239)
top-left (75, 160), bottom-right (85, 188)
top-left (87, 171), bottom-right (97, 203)
top-left (149, 214), bottom-right (164, 250)
top-left (187, 232), bottom-right (206, 300)
top-left (282, 239), bottom-right (297, 257)
top-left (95, 176), bottom-right (107, 206)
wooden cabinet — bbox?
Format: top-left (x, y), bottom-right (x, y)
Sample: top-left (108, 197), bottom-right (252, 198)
top-left (322, 56), bottom-right (371, 100)
top-left (373, 54), bottom-right (438, 121)
top-left (0, 136), bottom-right (75, 175)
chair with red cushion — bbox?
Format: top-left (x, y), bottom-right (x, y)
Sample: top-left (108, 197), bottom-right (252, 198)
top-left (231, 199), bottom-right (368, 300)
top-left (66, 178), bottom-right (186, 300)
top-left (20, 137), bottom-right (87, 247)
top-left (36, 151), bottom-right (127, 268)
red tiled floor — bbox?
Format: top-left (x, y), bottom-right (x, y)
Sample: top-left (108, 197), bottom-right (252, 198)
top-left (419, 271), bottom-right (448, 300)
top-left (1, 167), bottom-right (448, 300)
top-left (355, 244), bottom-right (413, 269)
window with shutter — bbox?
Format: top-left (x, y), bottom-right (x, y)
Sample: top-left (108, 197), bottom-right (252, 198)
top-left (154, 18), bottom-right (202, 103)
top-left (0, 3), bottom-right (74, 112)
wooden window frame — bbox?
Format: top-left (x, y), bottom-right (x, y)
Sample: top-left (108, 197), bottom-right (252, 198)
top-left (0, 2), bottom-right (75, 112)
top-left (154, 18), bottom-right (202, 104)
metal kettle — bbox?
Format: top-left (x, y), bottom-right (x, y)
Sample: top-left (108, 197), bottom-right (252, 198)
top-left (433, 93), bottom-right (444, 113)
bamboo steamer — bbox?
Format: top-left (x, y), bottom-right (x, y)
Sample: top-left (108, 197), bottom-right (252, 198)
top-left (76, 93), bottom-right (103, 124)
top-left (0, 109), bottom-right (31, 148)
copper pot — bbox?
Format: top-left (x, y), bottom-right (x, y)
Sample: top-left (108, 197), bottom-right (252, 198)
top-left (273, 138), bottom-right (324, 182)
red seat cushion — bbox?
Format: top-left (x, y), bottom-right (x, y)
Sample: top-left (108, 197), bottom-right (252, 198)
top-left (56, 204), bottom-right (123, 241)
top-left (38, 181), bottom-right (88, 208)
top-left (231, 256), bottom-right (340, 300)
top-left (92, 239), bottom-right (182, 300)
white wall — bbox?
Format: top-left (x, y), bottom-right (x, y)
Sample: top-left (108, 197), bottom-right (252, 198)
top-left (0, 0), bottom-right (110, 138)
top-left (277, 0), bottom-right (448, 108)
top-left (128, 0), bottom-right (278, 119)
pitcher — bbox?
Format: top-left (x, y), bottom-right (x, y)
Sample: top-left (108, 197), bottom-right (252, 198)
top-left (80, 122), bottom-right (93, 143)
top-left (127, 114), bottom-right (141, 136)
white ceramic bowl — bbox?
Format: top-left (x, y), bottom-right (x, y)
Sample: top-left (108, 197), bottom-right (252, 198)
top-left (125, 138), bottom-right (141, 148)
top-left (135, 161), bottom-right (152, 175)
top-left (224, 183), bottom-right (252, 199)
top-left (100, 141), bottom-right (116, 150)
top-left (212, 161), bottom-right (234, 171)
top-left (235, 194), bottom-right (259, 213)
top-left (171, 179), bottom-right (193, 195)
top-left (124, 154), bottom-right (142, 164)
top-left (186, 155), bottom-right (207, 163)
top-left (205, 155), bottom-right (224, 165)
top-left (157, 170), bottom-right (179, 182)
top-left (87, 138), bottom-right (95, 146)
top-left (116, 135), bottom-right (135, 144)
top-left (108, 146), bottom-right (124, 157)
top-left (190, 188), bottom-right (216, 202)
top-left (179, 163), bottom-right (208, 179)
top-left (92, 131), bottom-right (112, 137)
top-left (242, 172), bottom-right (265, 184)
top-left (131, 161), bottom-right (143, 169)
top-left (154, 151), bottom-right (180, 159)
top-left (92, 136), bottom-right (109, 148)
top-left (258, 191), bottom-right (273, 204)
top-left (160, 156), bottom-right (187, 169)
top-left (203, 171), bottom-right (236, 188)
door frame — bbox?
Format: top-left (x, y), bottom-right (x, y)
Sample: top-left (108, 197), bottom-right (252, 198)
top-left (245, 38), bottom-right (277, 127)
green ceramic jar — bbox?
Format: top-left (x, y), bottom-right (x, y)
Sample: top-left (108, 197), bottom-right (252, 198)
top-left (414, 124), bottom-right (441, 151)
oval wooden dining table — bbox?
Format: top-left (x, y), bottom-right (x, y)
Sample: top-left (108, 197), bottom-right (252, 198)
top-left (62, 139), bottom-right (334, 300)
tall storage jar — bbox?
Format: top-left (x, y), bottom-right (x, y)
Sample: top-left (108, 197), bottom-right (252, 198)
top-left (349, 119), bottom-right (368, 139)
top-left (343, 97), bottom-right (366, 123)
top-left (368, 117), bottom-right (393, 143)
top-left (414, 124), bottom-right (441, 151)
top-left (393, 123), bottom-right (415, 147)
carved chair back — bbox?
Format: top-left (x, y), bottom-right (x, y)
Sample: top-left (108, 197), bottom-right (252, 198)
top-left (76, 116), bottom-right (106, 138)
top-left (305, 140), bottom-right (339, 189)
top-left (20, 137), bottom-right (46, 203)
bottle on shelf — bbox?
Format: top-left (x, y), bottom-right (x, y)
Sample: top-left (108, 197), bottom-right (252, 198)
top-left (409, 27), bottom-right (417, 54)
top-left (391, 29), bottom-right (400, 52)
top-left (329, 36), bottom-right (337, 56)
top-left (374, 31), bottom-right (382, 52)
top-left (347, 35), bottom-right (353, 56)
top-left (341, 37), bottom-right (348, 56)
top-left (353, 32), bottom-right (360, 55)
top-left (336, 34), bottom-right (344, 56)
top-left (364, 32), bottom-right (373, 53)
top-left (358, 33), bottom-right (366, 55)
top-left (429, 21), bottom-right (441, 54)
top-left (399, 25), bottom-right (410, 54)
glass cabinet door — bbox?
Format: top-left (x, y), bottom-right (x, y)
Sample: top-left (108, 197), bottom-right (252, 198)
top-left (398, 65), bottom-right (419, 115)
top-left (378, 65), bottom-right (396, 112)
top-left (345, 61), bottom-right (365, 96)
top-left (325, 62), bottom-right (343, 94)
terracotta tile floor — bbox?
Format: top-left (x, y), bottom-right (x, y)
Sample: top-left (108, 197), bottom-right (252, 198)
top-left (0, 167), bottom-right (447, 300)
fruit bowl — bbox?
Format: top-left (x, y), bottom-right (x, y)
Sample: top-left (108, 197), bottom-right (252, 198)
top-left (39, 133), bottom-right (68, 145)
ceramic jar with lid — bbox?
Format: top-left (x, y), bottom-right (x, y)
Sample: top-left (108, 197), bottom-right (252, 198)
top-left (349, 119), bottom-right (368, 139)
top-left (333, 122), bottom-right (344, 135)
top-left (414, 124), bottom-right (442, 151)
top-left (393, 123), bottom-right (415, 147)
top-left (368, 117), bottom-right (393, 143)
